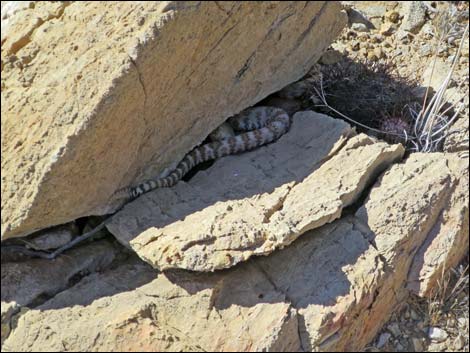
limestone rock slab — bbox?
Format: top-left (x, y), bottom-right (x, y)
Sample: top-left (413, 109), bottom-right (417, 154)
top-left (406, 153), bottom-right (469, 296)
top-left (3, 260), bottom-right (301, 352)
top-left (3, 151), bottom-right (467, 351)
top-left (107, 111), bottom-right (405, 271)
top-left (1, 1), bottom-right (347, 240)
top-left (1, 239), bottom-right (121, 346)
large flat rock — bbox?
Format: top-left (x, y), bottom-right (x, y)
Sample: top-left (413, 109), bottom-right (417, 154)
top-left (1, 1), bottom-right (347, 240)
top-left (3, 151), bottom-right (468, 351)
top-left (1, 239), bottom-right (121, 346)
top-left (2, 259), bottom-right (301, 352)
top-left (107, 111), bottom-right (405, 271)
top-left (405, 153), bottom-right (469, 296)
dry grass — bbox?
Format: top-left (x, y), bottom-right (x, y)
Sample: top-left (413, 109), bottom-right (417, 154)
top-left (427, 262), bottom-right (469, 327)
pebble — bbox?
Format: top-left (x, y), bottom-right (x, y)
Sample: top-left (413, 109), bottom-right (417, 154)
top-left (446, 317), bottom-right (457, 328)
top-left (457, 317), bottom-right (468, 328)
top-left (401, 1), bottom-right (427, 34)
top-left (437, 46), bottom-right (449, 57)
top-left (396, 29), bottom-right (412, 44)
top-left (420, 23), bottom-right (435, 39)
top-left (417, 321), bottom-right (427, 332)
top-left (420, 43), bottom-right (432, 56)
top-left (380, 22), bottom-right (396, 36)
top-left (428, 327), bottom-right (448, 342)
top-left (27, 223), bottom-right (78, 251)
top-left (370, 34), bottom-right (384, 44)
top-left (358, 48), bottom-right (367, 57)
top-left (447, 55), bottom-right (456, 64)
top-left (351, 23), bottom-right (369, 32)
top-left (373, 47), bottom-right (384, 59)
top-left (388, 323), bottom-right (401, 337)
top-left (410, 309), bottom-right (419, 321)
top-left (358, 32), bottom-right (370, 42)
top-left (428, 342), bottom-right (448, 351)
top-left (453, 334), bottom-right (465, 350)
top-left (377, 332), bottom-right (391, 348)
top-left (412, 337), bottom-right (424, 352)
top-left (386, 10), bottom-right (400, 24)
top-left (320, 49), bottom-right (343, 65)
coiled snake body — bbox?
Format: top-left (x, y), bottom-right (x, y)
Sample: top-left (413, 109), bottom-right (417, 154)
top-left (118, 106), bottom-right (290, 201)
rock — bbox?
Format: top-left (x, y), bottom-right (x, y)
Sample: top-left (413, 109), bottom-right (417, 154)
top-left (343, 1), bottom-right (398, 28)
top-left (1, 1), bottom-right (347, 240)
top-left (352, 23), bottom-right (369, 32)
top-left (396, 29), bottom-right (413, 44)
top-left (419, 43), bottom-right (432, 56)
top-left (453, 334), bottom-right (465, 350)
top-left (428, 327), bottom-right (448, 342)
top-left (0, 216), bottom-right (402, 351)
top-left (370, 34), bottom-right (384, 44)
top-left (320, 49), bottom-right (343, 65)
top-left (358, 47), bottom-right (368, 58)
top-left (257, 97), bottom-right (303, 117)
top-left (373, 47), bottom-right (384, 59)
top-left (0, 247), bottom-right (310, 351)
top-left (406, 154), bottom-right (469, 296)
top-left (457, 317), bottom-right (468, 328)
top-left (443, 115), bottom-right (469, 154)
top-left (4, 146), bottom-right (468, 351)
top-left (107, 112), bottom-right (404, 271)
top-left (421, 58), bottom-right (452, 91)
top-left (380, 22), bottom-right (397, 36)
top-left (1, 239), bottom-right (121, 346)
top-left (23, 223), bottom-right (78, 251)
top-left (412, 337), bottom-right (424, 351)
top-left (402, 1), bottom-right (427, 34)
top-left (344, 7), bottom-right (375, 29)
top-left (388, 323), bottom-right (401, 337)
top-left (351, 40), bottom-right (361, 51)
top-left (386, 10), bottom-right (400, 23)
top-left (410, 309), bottom-right (420, 321)
top-left (428, 342), bottom-right (448, 351)
top-left (377, 332), bottom-right (391, 348)
top-left (367, 51), bottom-right (379, 61)
top-left (420, 22), bottom-right (435, 39)
top-left (357, 32), bottom-right (370, 42)
top-left (351, 152), bottom-right (467, 346)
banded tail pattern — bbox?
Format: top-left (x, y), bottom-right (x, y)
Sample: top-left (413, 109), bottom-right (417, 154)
top-left (119, 106), bottom-right (290, 200)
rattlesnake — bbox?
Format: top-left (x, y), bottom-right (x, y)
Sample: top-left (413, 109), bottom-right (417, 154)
top-left (116, 106), bottom-right (291, 201)
top-left (2, 106), bottom-right (290, 260)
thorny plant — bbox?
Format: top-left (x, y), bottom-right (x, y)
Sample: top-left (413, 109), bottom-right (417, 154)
top-left (407, 14), bottom-right (469, 153)
top-left (313, 21), bottom-right (469, 153)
